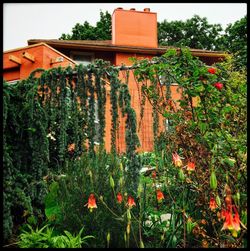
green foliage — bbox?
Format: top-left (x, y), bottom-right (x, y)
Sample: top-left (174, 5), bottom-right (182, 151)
top-left (220, 16), bottom-right (247, 70)
top-left (3, 60), bottom-right (140, 244)
top-left (17, 224), bottom-right (94, 248)
top-left (3, 43), bottom-right (247, 248)
top-left (158, 15), bottom-right (224, 50)
top-left (44, 181), bottom-right (62, 223)
top-left (132, 48), bottom-right (247, 248)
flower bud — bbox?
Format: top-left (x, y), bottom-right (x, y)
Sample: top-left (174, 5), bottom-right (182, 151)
top-left (120, 162), bottom-right (123, 172)
top-left (236, 192), bottom-right (240, 203)
top-left (107, 232), bottom-right (110, 243)
top-left (119, 177), bottom-right (123, 187)
top-left (225, 195), bottom-right (232, 206)
top-left (140, 240), bottom-right (145, 248)
top-left (124, 232), bottom-right (127, 242)
top-left (215, 195), bottom-right (221, 208)
top-left (210, 171), bottom-right (217, 190)
top-left (178, 168), bottom-right (185, 181)
top-left (126, 223), bottom-right (130, 235)
top-left (88, 170), bottom-right (93, 179)
top-left (137, 183), bottom-right (143, 197)
top-left (110, 175), bottom-right (115, 189)
top-left (186, 218), bottom-right (192, 235)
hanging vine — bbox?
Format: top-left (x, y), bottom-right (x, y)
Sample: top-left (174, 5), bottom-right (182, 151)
top-left (3, 58), bottom-right (143, 243)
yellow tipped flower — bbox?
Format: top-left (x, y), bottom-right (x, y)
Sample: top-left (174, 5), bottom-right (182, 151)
top-left (85, 194), bottom-right (97, 212)
top-left (172, 152), bottom-right (183, 167)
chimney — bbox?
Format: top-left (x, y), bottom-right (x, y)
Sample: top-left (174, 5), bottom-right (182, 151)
top-left (112, 8), bottom-right (158, 48)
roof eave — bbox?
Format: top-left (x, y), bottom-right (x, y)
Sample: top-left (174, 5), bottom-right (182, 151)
top-left (27, 39), bottom-right (226, 58)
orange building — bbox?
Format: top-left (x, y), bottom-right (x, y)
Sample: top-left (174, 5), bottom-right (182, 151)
top-left (3, 7), bottom-right (225, 153)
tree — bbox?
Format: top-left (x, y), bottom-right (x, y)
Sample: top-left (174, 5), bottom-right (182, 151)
top-left (157, 15), bottom-right (224, 50)
top-left (59, 10), bottom-right (111, 40)
top-left (220, 16), bottom-right (247, 69)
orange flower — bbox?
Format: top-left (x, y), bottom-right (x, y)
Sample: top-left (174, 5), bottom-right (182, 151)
top-left (209, 197), bottom-right (217, 211)
top-left (152, 171), bottom-right (157, 179)
top-left (156, 190), bottom-right (164, 202)
top-left (127, 196), bottom-right (136, 208)
top-left (232, 206), bottom-right (241, 232)
top-left (221, 206), bottom-right (241, 233)
top-left (172, 152), bottom-right (183, 167)
top-left (208, 67), bottom-right (216, 74)
top-left (187, 161), bottom-right (195, 171)
top-left (117, 192), bottom-right (123, 204)
top-left (85, 194), bottom-right (97, 212)
top-left (222, 209), bottom-right (234, 231)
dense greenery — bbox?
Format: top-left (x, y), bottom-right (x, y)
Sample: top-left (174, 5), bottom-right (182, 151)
top-left (3, 49), bottom-right (247, 248)
top-left (3, 60), bottom-right (140, 246)
top-left (158, 15), bottom-right (223, 50)
top-left (219, 16), bottom-right (247, 70)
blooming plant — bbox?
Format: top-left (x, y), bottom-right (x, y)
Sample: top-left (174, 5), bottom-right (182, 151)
top-left (3, 49), bottom-right (247, 248)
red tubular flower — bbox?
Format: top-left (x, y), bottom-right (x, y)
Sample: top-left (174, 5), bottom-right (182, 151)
top-left (209, 197), bottom-right (217, 211)
top-left (172, 152), bottom-right (183, 167)
top-left (208, 68), bottom-right (216, 74)
top-left (152, 171), bottom-right (157, 179)
top-left (85, 194), bottom-right (97, 212)
top-left (213, 82), bottom-right (223, 90)
top-left (187, 161), bottom-right (195, 171)
top-left (222, 209), bottom-right (234, 231)
top-left (232, 206), bottom-right (241, 232)
top-left (221, 205), bottom-right (241, 235)
top-left (156, 190), bottom-right (164, 202)
top-left (127, 196), bottom-right (136, 208)
top-left (117, 192), bottom-right (123, 204)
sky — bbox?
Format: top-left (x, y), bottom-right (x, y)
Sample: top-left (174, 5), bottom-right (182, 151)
top-left (3, 3), bottom-right (247, 52)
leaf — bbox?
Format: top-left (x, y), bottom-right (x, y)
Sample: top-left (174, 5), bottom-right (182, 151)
top-left (199, 122), bottom-right (207, 134)
top-left (223, 157), bottom-right (236, 167)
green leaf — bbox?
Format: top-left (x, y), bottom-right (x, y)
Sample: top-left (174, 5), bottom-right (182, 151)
top-left (199, 122), bottom-right (207, 134)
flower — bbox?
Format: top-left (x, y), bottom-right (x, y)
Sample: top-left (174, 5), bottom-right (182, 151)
top-left (156, 190), bottom-right (164, 202)
top-left (152, 171), bottom-right (157, 179)
top-left (172, 152), bottom-right (183, 167)
top-left (85, 194), bottom-right (97, 212)
top-left (232, 206), bottom-right (241, 232)
top-left (221, 206), bottom-right (241, 235)
top-left (117, 192), bottom-right (123, 204)
top-left (187, 161), bottom-right (195, 171)
top-left (208, 68), bottom-right (216, 74)
top-left (213, 82), bottom-right (223, 90)
top-left (127, 196), bottom-right (136, 208)
top-left (209, 196), bottom-right (217, 211)
top-left (222, 209), bottom-right (234, 231)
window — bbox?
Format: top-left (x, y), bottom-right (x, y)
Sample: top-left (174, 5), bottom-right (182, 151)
top-left (70, 51), bottom-right (94, 66)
